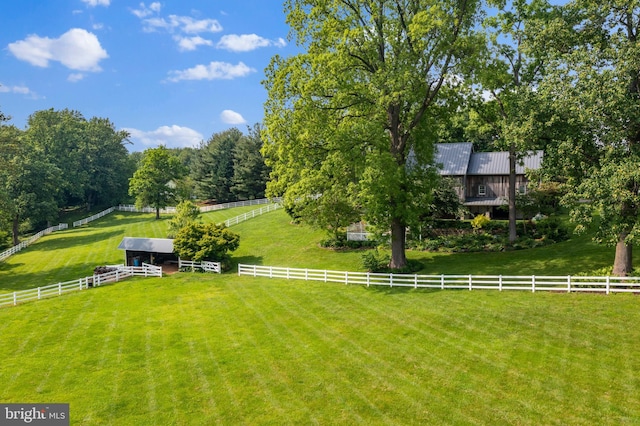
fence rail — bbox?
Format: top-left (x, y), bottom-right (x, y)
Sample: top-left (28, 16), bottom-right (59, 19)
top-left (117, 198), bottom-right (280, 214)
top-left (238, 264), bottom-right (640, 295)
top-left (73, 207), bottom-right (115, 227)
top-left (0, 224), bottom-right (69, 262)
top-left (223, 203), bottom-right (280, 227)
top-left (0, 263), bottom-right (162, 308)
top-left (178, 259), bottom-right (221, 273)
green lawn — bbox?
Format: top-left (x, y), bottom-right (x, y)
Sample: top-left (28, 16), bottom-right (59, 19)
top-left (1, 208), bottom-right (639, 424)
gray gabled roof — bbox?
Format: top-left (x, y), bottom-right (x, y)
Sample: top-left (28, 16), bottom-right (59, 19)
top-left (467, 150), bottom-right (543, 175)
top-left (117, 237), bottom-right (174, 253)
top-left (434, 142), bottom-right (474, 176)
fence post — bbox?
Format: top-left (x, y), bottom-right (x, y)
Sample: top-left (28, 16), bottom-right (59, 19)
top-left (345, 271), bottom-right (349, 285)
top-left (79, 279), bottom-right (82, 290)
top-left (14, 292), bottom-right (17, 305)
top-left (389, 273), bottom-right (393, 287)
top-left (606, 276), bottom-right (610, 295)
top-left (414, 274), bottom-right (418, 289)
top-left (532, 276), bottom-right (536, 293)
top-left (38, 287), bottom-right (41, 299)
top-left (58, 283), bottom-right (62, 295)
top-left (270, 266), bottom-right (273, 279)
top-left (567, 275), bottom-right (571, 293)
top-left (468, 274), bottom-right (472, 291)
top-left (499, 275), bottom-right (503, 291)
top-left (367, 272), bottom-right (370, 287)
top-left (441, 274), bottom-right (445, 290)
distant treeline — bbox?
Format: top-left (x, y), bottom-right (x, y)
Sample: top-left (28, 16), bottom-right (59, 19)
top-left (0, 108), bottom-right (269, 249)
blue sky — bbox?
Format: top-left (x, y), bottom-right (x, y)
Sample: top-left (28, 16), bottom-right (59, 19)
top-left (0, 1), bottom-right (296, 151)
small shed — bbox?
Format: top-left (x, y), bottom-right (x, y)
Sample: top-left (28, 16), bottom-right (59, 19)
top-left (117, 237), bottom-right (177, 267)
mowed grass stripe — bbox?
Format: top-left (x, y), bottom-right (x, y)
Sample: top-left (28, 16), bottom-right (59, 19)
top-left (222, 280), bottom-right (355, 424)
top-left (227, 278), bottom-right (433, 424)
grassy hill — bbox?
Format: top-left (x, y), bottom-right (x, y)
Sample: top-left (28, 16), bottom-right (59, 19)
top-left (1, 208), bottom-right (639, 424)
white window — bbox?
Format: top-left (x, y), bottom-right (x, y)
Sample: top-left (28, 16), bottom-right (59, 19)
top-left (478, 184), bottom-right (486, 197)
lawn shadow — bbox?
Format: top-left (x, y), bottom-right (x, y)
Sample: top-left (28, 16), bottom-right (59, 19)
top-left (0, 263), bottom-right (100, 292)
top-left (231, 255), bottom-right (264, 268)
top-left (33, 229), bottom-right (124, 251)
top-left (365, 285), bottom-right (442, 295)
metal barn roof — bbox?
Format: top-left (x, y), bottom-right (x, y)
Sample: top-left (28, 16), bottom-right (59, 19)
top-left (467, 151), bottom-right (543, 176)
top-left (117, 237), bottom-right (174, 253)
top-left (434, 142), bottom-right (474, 176)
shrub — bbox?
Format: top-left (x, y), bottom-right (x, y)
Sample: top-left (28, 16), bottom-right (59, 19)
top-left (362, 248), bottom-right (391, 272)
top-left (471, 214), bottom-right (490, 231)
top-left (173, 222), bottom-right (240, 264)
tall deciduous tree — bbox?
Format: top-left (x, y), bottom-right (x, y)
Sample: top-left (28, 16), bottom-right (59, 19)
top-left (23, 109), bottom-right (131, 210)
top-left (263, 0), bottom-right (483, 269)
top-left (470, 0), bottom-right (556, 242)
top-left (2, 134), bottom-right (60, 245)
top-left (539, 0), bottom-right (640, 276)
top-left (128, 146), bottom-right (185, 219)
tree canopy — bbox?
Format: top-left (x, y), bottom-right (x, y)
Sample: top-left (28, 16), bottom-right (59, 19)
top-left (264, 0), bottom-right (484, 269)
top-left (128, 146), bottom-right (185, 219)
top-left (537, 0), bottom-right (640, 275)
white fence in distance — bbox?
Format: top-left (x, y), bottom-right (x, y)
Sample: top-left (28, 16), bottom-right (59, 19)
top-left (223, 203), bottom-right (280, 227)
top-left (73, 207), bottom-right (115, 227)
top-left (178, 259), bottom-right (221, 273)
top-left (0, 263), bottom-right (162, 308)
top-left (0, 223), bottom-right (69, 262)
top-left (117, 198), bottom-right (280, 215)
top-left (238, 264), bottom-right (640, 295)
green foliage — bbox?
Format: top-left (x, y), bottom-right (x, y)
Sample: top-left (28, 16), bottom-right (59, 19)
top-left (167, 200), bottom-right (201, 238)
top-left (361, 248), bottom-right (391, 272)
top-left (173, 222), bottom-right (240, 266)
top-left (231, 124), bottom-right (270, 200)
top-left (537, 0), bottom-right (640, 274)
top-left (128, 146), bottom-right (185, 219)
top-left (192, 128), bottom-right (242, 203)
top-left (23, 109), bottom-right (131, 210)
top-left (471, 214), bottom-right (491, 231)
top-left (264, 0), bottom-right (484, 269)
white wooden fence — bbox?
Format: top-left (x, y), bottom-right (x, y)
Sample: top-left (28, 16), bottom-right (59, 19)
top-left (73, 207), bottom-right (115, 227)
top-left (223, 203), bottom-right (280, 227)
top-left (237, 264), bottom-right (640, 295)
top-left (178, 259), bottom-right (221, 273)
top-left (0, 223), bottom-right (69, 262)
top-left (0, 263), bottom-right (162, 308)
top-left (117, 198), bottom-right (280, 214)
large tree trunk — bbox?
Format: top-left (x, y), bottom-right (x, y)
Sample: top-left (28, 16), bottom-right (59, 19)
top-left (12, 214), bottom-right (19, 246)
top-left (613, 232), bottom-right (633, 276)
top-left (508, 144), bottom-right (517, 243)
top-left (389, 217), bottom-right (407, 269)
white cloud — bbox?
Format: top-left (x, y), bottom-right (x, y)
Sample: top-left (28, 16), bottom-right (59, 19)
top-left (8, 28), bottom-right (108, 72)
top-left (167, 61), bottom-right (255, 82)
top-left (0, 83), bottom-right (40, 98)
top-left (139, 14), bottom-right (222, 34)
top-left (217, 34), bottom-right (286, 52)
top-left (220, 110), bottom-right (246, 125)
top-left (131, 2), bottom-right (161, 18)
top-left (174, 35), bottom-right (213, 52)
top-left (132, 5), bottom-right (222, 51)
top-left (81, 0), bottom-right (110, 6)
top-left (68, 73), bottom-right (85, 82)
top-left (123, 125), bottom-right (203, 149)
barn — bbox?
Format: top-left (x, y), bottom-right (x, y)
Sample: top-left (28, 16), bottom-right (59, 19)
top-left (117, 237), bottom-right (178, 267)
